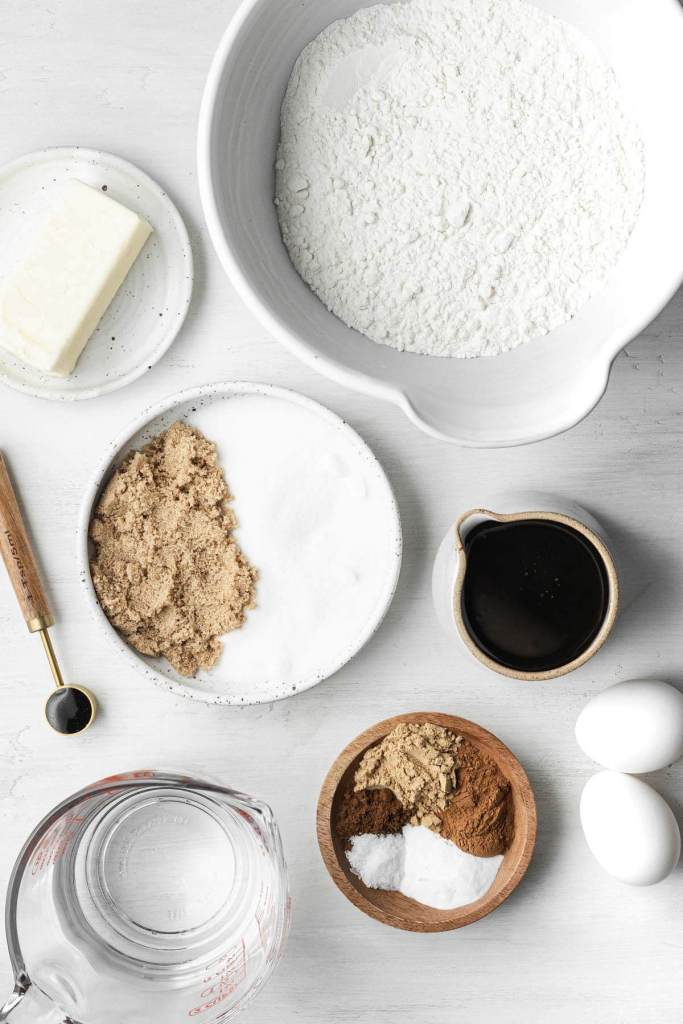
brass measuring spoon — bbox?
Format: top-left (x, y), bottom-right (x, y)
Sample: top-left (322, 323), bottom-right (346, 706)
top-left (0, 452), bottom-right (97, 734)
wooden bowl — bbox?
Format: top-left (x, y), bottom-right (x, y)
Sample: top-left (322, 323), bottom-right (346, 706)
top-left (317, 712), bottom-right (537, 932)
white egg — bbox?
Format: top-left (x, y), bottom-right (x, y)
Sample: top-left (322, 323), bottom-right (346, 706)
top-left (580, 771), bottom-right (680, 885)
top-left (576, 679), bottom-right (683, 773)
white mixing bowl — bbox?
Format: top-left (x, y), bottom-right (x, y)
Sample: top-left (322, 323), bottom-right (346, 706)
top-left (198, 0), bottom-right (683, 447)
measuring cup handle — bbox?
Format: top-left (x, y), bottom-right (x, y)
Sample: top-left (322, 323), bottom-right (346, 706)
top-left (0, 453), bottom-right (53, 632)
top-left (0, 978), bottom-right (68, 1024)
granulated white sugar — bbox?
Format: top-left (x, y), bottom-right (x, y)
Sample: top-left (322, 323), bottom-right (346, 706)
top-left (179, 394), bottom-right (400, 701)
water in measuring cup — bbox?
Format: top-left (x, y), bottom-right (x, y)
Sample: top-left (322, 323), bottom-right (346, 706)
top-left (20, 784), bottom-right (287, 1023)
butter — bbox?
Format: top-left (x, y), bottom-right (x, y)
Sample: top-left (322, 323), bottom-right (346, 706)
top-left (0, 180), bottom-right (152, 376)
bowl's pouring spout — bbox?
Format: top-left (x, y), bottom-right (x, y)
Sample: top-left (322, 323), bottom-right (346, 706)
top-left (451, 508), bottom-right (502, 614)
top-left (453, 507), bottom-right (513, 552)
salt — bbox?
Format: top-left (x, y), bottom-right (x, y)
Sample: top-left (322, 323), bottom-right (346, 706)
top-left (347, 825), bottom-right (503, 910)
top-left (346, 833), bottom-right (404, 890)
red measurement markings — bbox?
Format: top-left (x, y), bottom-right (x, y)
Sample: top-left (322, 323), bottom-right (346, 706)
top-left (99, 770), bottom-right (156, 784)
top-left (30, 815), bottom-right (85, 876)
top-left (188, 940), bottom-right (248, 1018)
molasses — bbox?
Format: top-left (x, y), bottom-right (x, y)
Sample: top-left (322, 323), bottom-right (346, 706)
top-left (461, 518), bottom-right (610, 673)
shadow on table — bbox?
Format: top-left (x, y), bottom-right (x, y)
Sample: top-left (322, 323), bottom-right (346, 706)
top-left (592, 510), bottom-right (677, 652)
top-left (507, 761), bottom-right (564, 899)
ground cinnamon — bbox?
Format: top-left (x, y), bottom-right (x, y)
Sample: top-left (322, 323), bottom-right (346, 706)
top-left (336, 787), bottom-right (408, 839)
top-left (440, 739), bottom-right (514, 857)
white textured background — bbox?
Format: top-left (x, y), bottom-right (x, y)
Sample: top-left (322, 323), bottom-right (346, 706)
top-left (1, 2), bottom-right (683, 1022)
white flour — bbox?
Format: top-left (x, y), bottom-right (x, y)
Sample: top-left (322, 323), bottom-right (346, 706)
top-left (276, 0), bottom-right (644, 358)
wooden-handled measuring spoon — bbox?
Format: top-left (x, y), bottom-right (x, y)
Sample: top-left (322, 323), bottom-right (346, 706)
top-left (0, 452), bottom-right (96, 734)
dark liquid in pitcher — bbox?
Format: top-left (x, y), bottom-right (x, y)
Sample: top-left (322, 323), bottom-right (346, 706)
top-left (461, 519), bottom-right (609, 673)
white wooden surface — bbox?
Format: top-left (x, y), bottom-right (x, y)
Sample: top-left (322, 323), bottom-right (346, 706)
top-left (1, 3), bottom-right (683, 1021)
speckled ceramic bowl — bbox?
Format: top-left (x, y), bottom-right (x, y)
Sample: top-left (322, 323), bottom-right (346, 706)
top-left (78, 381), bottom-right (402, 705)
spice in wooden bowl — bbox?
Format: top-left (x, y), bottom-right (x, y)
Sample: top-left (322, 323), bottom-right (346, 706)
top-left (318, 712), bottom-right (536, 932)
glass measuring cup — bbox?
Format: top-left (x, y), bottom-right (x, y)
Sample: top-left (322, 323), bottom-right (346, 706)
top-left (0, 770), bottom-right (290, 1024)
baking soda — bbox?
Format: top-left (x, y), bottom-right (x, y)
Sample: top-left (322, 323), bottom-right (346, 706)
top-left (400, 825), bottom-right (503, 909)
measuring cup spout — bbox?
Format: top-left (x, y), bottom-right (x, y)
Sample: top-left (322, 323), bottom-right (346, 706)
top-left (0, 977), bottom-right (67, 1024)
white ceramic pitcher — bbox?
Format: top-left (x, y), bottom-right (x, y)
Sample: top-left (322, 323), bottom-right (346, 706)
top-left (432, 492), bottom-right (619, 680)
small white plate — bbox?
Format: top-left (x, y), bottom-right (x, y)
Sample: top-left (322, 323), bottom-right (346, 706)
top-left (79, 382), bottom-right (403, 705)
top-left (0, 147), bottom-right (193, 400)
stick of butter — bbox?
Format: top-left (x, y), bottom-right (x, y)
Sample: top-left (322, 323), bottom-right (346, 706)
top-left (0, 179), bottom-right (152, 376)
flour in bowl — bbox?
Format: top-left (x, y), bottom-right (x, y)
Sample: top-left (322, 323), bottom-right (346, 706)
top-left (275, 0), bottom-right (644, 358)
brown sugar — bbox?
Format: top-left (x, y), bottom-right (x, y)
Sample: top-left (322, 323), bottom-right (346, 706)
top-left (440, 738), bottom-right (514, 857)
top-left (89, 421), bottom-right (257, 677)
